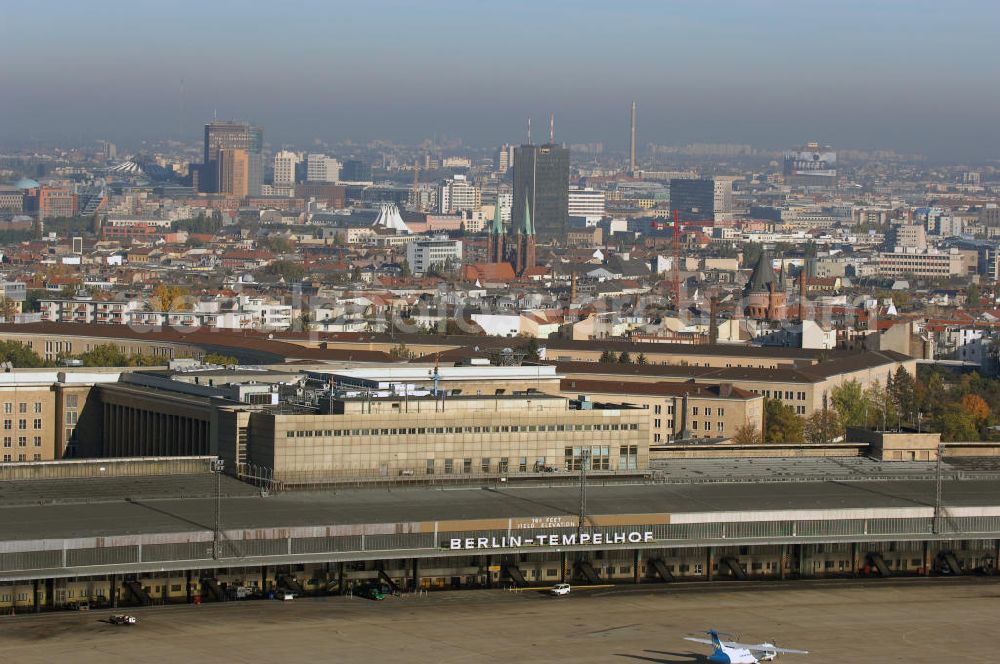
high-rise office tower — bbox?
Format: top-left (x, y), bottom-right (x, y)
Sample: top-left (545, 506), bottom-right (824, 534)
top-left (306, 154), bottom-right (341, 182)
top-left (273, 150), bottom-right (299, 186)
top-left (512, 143), bottom-right (569, 240)
top-left (202, 120), bottom-right (263, 195)
top-left (437, 175), bottom-right (481, 214)
top-left (341, 160), bottom-right (372, 182)
top-left (496, 144), bottom-right (516, 174)
top-left (217, 148), bottom-right (249, 198)
top-left (669, 178), bottom-right (715, 220)
top-left (629, 101), bottom-right (637, 175)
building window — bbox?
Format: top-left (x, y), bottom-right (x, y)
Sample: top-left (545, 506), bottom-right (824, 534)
top-left (481, 458), bottom-right (490, 473)
top-left (498, 457), bottom-right (509, 474)
top-left (654, 418), bottom-right (661, 428)
top-left (717, 422), bottom-right (725, 432)
top-left (33, 419), bottom-right (41, 430)
top-left (32, 454), bottom-right (40, 461)
top-left (653, 433), bottom-right (661, 443)
top-left (718, 408), bottom-right (725, 417)
top-left (18, 403), bottom-right (26, 414)
top-left (2, 437), bottom-right (8, 448)
top-left (444, 459), bottom-right (454, 474)
top-left (33, 402), bottom-right (42, 414)
top-left (705, 408), bottom-right (712, 417)
top-left (3, 420), bottom-right (10, 430)
top-left (703, 422), bottom-right (711, 431)
top-left (2, 403), bottom-right (10, 415)
top-left (692, 407), bottom-right (699, 416)
top-left (425, 459), bottom-right (435, 475)
top-left (654, 405), bottom-right (662, 415)
top-left (18, 419), bottom-right (26, 430)
top-left (2, 454), bottom-right (9, 462)
top-left (33, 436), bottom-right (41, 447)
top-left (463, 458), bottom-right (472, 473)
top-left (17, 437), bottom-right (26, 447)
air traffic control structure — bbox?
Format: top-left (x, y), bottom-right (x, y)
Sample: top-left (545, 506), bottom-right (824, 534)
top-left (1, 457), bottom-right (999, 610)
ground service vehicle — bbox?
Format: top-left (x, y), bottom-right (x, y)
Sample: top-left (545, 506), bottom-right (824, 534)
top-left (550, 583), bottom-right (571, 596)
top-left (357, 584), bottom-right (385, 600)
top-left (109, 615), bottom-right (137, 625)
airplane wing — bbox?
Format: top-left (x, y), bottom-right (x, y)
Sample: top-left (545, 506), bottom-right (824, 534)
top-left (683, 638), bottom-right (715, 646)
top-left (745, 644), bottom-right (809, 655)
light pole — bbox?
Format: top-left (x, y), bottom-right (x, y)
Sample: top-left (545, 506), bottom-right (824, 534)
top-left (933, 443), bottom-right (944, 535)
top-left (577, 448), bottom-right (591, 537)
top-left (212, 458), bottom-right (224, 560)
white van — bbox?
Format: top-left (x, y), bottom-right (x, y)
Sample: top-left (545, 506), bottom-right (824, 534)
top-left (550, 583), bottom-right (571, 596)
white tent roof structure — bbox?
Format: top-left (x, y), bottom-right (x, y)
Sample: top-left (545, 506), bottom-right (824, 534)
top-left (371, 203), bottom-right (410, 234)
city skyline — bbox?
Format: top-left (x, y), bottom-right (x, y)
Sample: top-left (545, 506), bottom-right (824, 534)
top-left (2, 0), bottom-right (999, 160)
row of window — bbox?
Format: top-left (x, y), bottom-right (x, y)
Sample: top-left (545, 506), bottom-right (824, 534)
top-left (2, 453), bottom-right (41, 462)
top-left (750, 389), bottom-right (807, 401)
top-left (652, 405), bottom-right (727, 417)
top-left (2, 436), bottom-right (42, 447)
top-left (423, 446), bottom-right (640, 475)
top-left (1, 402), bottom-right (42, 414)
top-left (286, 423), bottom-right (641, 439)
top-left (2, 419), bottom-right (43, 430)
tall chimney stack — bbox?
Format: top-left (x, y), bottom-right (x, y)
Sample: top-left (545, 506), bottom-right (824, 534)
top-left (629, 100), bottom-right (637, 175)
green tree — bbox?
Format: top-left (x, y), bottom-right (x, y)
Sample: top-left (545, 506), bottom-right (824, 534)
top-left (891, 366), bottom-right (917, 424)
top-left (202, 353), bottom-right (238, 365)
top-left (831, 380), bottom-right (868, 429)
top-left (764, 399), bottom-right (804, 443)
top-left (618, 351), bottom-right (633, 364)
top-left (967, 283), bottom-right (982, 306)
top-left (263, 260), bottom-right (307, 282)
top-left (934, 411), bottom-right (978, 442)
top-left (522, 337), bottom-right (540, 362)
top-left (599, 349), bottom-right (615, 363)
top-left (803, 408), bottom-right (843, 444)
top-left (636, 352), bottom-right (648, 366)
top-left (0, 341), bottom-right (48, 368)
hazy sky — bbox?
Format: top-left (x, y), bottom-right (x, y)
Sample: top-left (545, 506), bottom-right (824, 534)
top-left (3, 0), bottom-right (999, 160)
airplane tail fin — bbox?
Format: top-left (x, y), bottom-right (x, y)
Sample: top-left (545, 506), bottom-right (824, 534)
top-left (708, 630), bottom-right (724, 652)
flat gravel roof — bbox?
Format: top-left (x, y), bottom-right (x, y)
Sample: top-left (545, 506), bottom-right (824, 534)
top-left (2, 477), bottom-right (999, 542)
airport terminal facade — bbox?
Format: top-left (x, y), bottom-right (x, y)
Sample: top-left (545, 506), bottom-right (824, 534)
top-left (1, 463), bottom-right (999, 612)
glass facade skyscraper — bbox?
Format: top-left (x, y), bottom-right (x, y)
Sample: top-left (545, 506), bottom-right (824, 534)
top-left (512, 143), bottom-right (569, 240)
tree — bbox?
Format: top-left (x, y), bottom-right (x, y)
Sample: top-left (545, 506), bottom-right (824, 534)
top-left (618, 351), bottom-right (633, 364)
top-left (934, 411), bottom-right (978, 442)
top-left (202, 354), bottom-right (238, 365)
top-left (263, 260), bottom-right (307, 283)
top-left (891, 366), bottom-right (917, 424)
top-left (599, 350), bottom-right (615, 363)
top-left (967, 283), bottom-right (982, 306)
top-left (961, 393), bottom-right (990, 424)
top-left (764, 399), bottom-right (804, 443)
top-left (0, 341), bottom-right (48, 368)
top-left (731, 422), bottom-right (762, 445)
top-left (803, 409), bottom-right (843, 444)
top-left (149, 284), bottom-right (190, 312)
top-left (831, 380), bottom-right (868, 429)
top-left (636, 353), bottom-right (648, 366)
top-left (522, 337), bottom-right (540, 362)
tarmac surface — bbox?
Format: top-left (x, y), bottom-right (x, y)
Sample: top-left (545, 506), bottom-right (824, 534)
top-left (4, 477), bottom-right (1000, 541)
top-left (0, 578), bottom-right (997, 663)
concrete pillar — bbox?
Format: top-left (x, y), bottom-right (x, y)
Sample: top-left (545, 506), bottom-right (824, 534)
top-left (779, 545), bottom-right (787, 580)
top-left (260, 566), bottom-right (268, 592)
top-left (923, 540), bottom-right (932, 576)
top-left (110, 574), bottom-right (118, 608)
top-left (706, 547), bottom-right (713, 581)
top-left (186, 569), bottom-right (192, 603)
top-left (560, 552), bottom-right (567, 583)
top-left (32, 579), bottom-right (40, 613)
top-left (338, 562), bottom-right (345, 595)
top-left (797, 545), bottom-right (805, 578)
top-left (851, 542), bottom-right (860, 577)
top-left (45, 578), bottom-right (54, 609)
top-left (633, 549), bottom-right (641, 584)
top-left (412, 558), bottom-right (420, 591)
top-left (484, 556), bottom-right (492, 590)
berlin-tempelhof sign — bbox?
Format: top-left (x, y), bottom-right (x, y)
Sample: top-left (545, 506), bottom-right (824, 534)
top-left (446, 530), bottom-right (655, 551)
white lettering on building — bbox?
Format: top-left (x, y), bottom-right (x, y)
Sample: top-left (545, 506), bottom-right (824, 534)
top-left (446, 530), bottom-right (655, 550)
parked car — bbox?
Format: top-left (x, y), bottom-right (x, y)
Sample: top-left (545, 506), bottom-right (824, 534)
top-left (279, 592), bottom-right (295, 601)
top-left (109, 614), bottom-right (137, 625)
top-left (550, 583), bottom-right (571, 596)
top-left (356, 584), bottom-right (386, 600)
